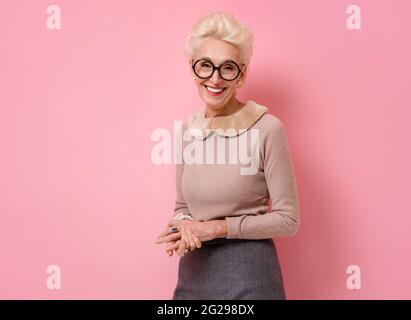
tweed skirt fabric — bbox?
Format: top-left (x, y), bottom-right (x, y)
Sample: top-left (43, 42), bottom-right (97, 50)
top-left (172, 237), bottom-right (286, 300)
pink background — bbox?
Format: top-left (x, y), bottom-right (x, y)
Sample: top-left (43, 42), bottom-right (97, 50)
top-left (0, 0), bottom-right (410, 299)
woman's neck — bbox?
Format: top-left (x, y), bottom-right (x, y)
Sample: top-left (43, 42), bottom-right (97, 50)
top-left (205, 97), bottom-right (246, 118)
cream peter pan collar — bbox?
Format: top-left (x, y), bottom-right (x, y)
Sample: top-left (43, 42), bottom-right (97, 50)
top-left (186, 100), bottom-right (268, 140)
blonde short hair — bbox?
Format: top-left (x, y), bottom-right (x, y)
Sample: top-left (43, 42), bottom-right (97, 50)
top-left (184, 11), bottom-right (254, 66)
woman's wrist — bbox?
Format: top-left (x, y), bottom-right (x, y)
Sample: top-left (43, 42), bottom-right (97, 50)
top-left (209, 220), bottom-right (228, 239)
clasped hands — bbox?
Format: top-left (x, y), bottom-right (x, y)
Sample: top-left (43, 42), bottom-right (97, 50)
top-left (155, 219), bottom-right (217, 257)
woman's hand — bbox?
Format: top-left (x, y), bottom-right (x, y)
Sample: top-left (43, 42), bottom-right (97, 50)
top-left (156, 220), bottom-right (203, 256)
top-left (175, 220), bottom-right (203, 251)
top-left (166, 238), bottom-right (201, 257)
top-left (156, 219), bottom-right (225, 256)
top-left (165, 234), bottom-right (201, 257)
top-left (165, 240), bottom-right (176, 257)
top-left (157, 220), bottom-right (215, 246)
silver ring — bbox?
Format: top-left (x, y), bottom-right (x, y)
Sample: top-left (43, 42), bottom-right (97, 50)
top-left (169, 226), bottom-right (178, 233)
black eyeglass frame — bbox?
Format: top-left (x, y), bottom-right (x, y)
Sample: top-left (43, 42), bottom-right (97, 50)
top-left (191, 58), bottom-right (245, 81)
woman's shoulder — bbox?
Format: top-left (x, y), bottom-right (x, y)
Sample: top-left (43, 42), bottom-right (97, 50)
top-left (255, 112), bottom-right (290, 157)
top-left (255, 111), bottom-right (285, 135)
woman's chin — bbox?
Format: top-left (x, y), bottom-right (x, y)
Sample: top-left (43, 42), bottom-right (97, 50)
top-left (201, 93), bottom-right (231, 106)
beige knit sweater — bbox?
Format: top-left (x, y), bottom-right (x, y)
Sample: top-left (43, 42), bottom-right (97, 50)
top-left (173, 100), bottom-right (300, 240)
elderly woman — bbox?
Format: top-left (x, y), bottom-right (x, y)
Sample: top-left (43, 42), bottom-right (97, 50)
top-left (156, 11), bottom-right (300, 300)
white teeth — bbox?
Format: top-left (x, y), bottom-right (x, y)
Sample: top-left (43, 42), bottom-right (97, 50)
top-left (206, 86), bottom-right (225, 93)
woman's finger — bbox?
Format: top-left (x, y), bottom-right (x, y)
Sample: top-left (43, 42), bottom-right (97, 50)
top-left (157, 226), bottom-right (173, 239)
top-left (166, 241), bottom-right (175, 256)
top-left (176, 240), bottom-right (188, 257)
top-left (179, 226), bottom-right (188, 248)
top-left (167, 240), bottom-right (180, 257)
top-left (191, 233), bottom-right (202, 249)
top-left (156, 231), bottom-right (181, 244)
top-left (166, 241), bottom-right (180, 251)
top-left (156, 223), bottom-right (182, 241)
top-left (176, 242), bottom-right (184, 257)
top-left (185, 227), bottom-right (197, 251)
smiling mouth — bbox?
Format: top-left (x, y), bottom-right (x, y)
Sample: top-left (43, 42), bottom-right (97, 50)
top-left (204, 85), bottom-right (227, 95)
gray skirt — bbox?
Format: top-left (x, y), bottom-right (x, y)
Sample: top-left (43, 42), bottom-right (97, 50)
top-left (172, 237), bottom-right (286, 300)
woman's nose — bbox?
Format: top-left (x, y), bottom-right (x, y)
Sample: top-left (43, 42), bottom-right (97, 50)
top-left (209, 69), bottom-right (224, 83)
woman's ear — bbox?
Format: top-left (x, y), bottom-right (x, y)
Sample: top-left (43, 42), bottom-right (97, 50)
top-left (242, 65), bottom-right (249, 80)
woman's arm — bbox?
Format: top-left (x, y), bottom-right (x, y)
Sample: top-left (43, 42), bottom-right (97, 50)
top-left (207, 219), bottom-right (228, 239)
top-left (174, 160), bottom-right (192, 218)
top-left (224, 117), bottom-right (300, 240)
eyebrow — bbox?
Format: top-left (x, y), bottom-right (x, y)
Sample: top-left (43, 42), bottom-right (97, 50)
top-left (197, 56), bottom-right (238, 64)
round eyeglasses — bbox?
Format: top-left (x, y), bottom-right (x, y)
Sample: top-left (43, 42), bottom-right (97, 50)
top-left (192, 58), bottom-right (244, 81)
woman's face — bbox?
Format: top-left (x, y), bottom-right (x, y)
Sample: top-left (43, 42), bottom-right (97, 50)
top-left (189, 37), bottom-right (247, 111)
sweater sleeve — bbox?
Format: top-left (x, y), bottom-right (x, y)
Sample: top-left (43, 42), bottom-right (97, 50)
top-left (172, 122), bottom-right (192, 220)
top-left (173, 161), bottom-right (192, 217)
top-left (225, 117), bottom-right (300, 239)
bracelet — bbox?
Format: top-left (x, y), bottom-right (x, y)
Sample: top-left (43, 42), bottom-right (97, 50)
top-left (173, 212), bottom-right (194, 221)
